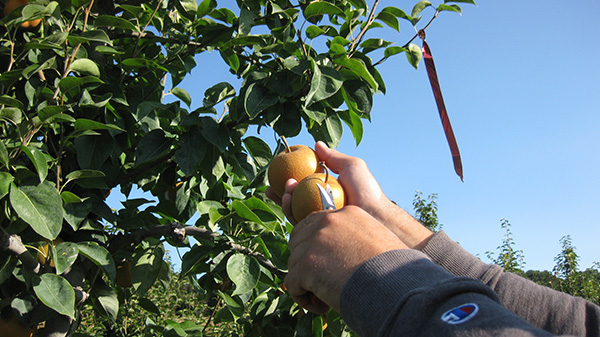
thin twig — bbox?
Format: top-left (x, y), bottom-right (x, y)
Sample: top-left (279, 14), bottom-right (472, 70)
top-left (52, 0), bottom-right (96, 100)
top-left (348, 0), bottom-right (380, 57)
top-left (132, 0), bottom-right (163, 57)
top-left (373, 10), bottom-right (440, 66)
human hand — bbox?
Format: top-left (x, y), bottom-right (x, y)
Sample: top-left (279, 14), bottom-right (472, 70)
top-left (284, 205), bottom-right (407, 314)
top-left (266, 141), bottom-right (433, 248)
top-left (265, 141), bottom-right (388, 225)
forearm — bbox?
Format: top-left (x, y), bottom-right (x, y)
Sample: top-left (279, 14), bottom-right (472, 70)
top-left (370, 198), bottom-right (433, 249)
top-left (421, 231), bottom-right (600, 337)
top-left (340, 250), bottom-right (554, 337)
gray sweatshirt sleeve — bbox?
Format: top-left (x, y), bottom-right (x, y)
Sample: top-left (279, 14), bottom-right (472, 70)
top-left (339, 249), bottom-right (557, 337)
top-left (421, 231), bottom-right (600, 337)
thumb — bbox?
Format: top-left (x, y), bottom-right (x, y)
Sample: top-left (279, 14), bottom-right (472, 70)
top-left (315, 141), bottom-right (353, 174)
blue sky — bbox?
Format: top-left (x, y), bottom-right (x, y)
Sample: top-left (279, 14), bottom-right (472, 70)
top-left (110, 1), bottom-right (599, 272)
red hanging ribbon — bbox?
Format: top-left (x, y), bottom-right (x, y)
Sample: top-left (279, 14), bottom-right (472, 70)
top-left (420, 33), bottom-right (464, 181)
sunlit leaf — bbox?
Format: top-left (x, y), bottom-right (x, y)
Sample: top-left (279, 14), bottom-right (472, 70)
top-left (406, 43), bottom-right (423, 69)
top-left (9, 182), bottom-right (62, 240)
top-left (304, 2), bottom-right (344, 18)
top-left (171, 87), bottom-right (192, 107)
top-left (33, 274), bottom-right (75, 318)
top-left (70, 58), bottom-right (100, 77)
top-left (77, 241), bottom-right (116, 281)
top-left (227, 254), bottom-right (260, 295)
top-left (411, 0), bottom-right (433, 17)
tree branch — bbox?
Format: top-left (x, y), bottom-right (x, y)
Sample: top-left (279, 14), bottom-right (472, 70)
top-left (108, 222), bottom-right (287, 280)
top-left (349, 0), bottom-right (380, 57)
top-left (0, 230), bottom-right (40, 274)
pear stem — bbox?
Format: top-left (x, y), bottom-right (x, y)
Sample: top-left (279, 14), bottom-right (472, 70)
top-left (281, 136), bottom-right (291, 153)
top-left (319, 162), bottom-right (329, 182)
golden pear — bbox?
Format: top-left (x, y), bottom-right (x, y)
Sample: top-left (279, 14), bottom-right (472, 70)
top-left (291, 173), bottom-right (345, 222)
top-left (268, 145), bottom-right (321, 198)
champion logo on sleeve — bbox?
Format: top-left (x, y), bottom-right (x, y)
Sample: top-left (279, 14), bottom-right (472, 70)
top-left (440, 303), bottom-right (479, 325)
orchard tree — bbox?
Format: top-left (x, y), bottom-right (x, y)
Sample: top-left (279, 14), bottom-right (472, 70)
top-left (486, 218), bottom-right (525, 275)
top-left (0, 0), bottom-right (475, 335)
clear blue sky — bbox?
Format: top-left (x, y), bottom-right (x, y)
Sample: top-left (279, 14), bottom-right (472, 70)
top-left (111, 1), bottom-right (600, 272)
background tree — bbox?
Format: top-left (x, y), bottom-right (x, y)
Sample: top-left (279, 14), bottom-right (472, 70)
top-left (550, 236), bottom-right (600, 304)
top-left (412, 190), bottom-right (441, 232)
top-left (486, 218), bottom-right (525, 275)
top-left (0, 0), bottom-right (475, 336)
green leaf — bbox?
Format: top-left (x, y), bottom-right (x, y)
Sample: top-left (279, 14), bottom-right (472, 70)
top-left (219, 49), bottom-right (240, 72)
top-left (20, 145), bottom-right (48, 183)
top-left (54, 242), bottom-right (79, 275)
top-left (384, 46), bottom-right (407, 58)
top-left (197, 0), bottom-right (217, 17)
top-left (375, 11), bottom-right (399, 32)
top-left (94, 15), bottom-right (138, 31)
top-left (134, 129), bottom-right (173, 165)
top-left (65, 169), bottom-right (106, 181)
top-left (121, 58), bottom-right (168, 71)
top-left (305, 64), bottom-right (344, 107)
top-left (340, 109), bottom-right (364, 146)
top-left (175, 128), bottom-right (207, 176)
top-left (38, 105), bottom-right (71, 123)
top-left (306, 25), bottom-right (325, 39)
top-left (95, 45), bottom-right (125, 55)
top-left (244, 83), bottom-right (279, 119)
top-left (360, 38), bottom-right (392, 54)
top-left (70, 58), bottom-right (101, 77)
top-left (231, 200), bottom-right (264, 226)
top-left (77, 242), bottom-right (116, 281)
top-left (10, 182), bottom-right (62, 240)
top-left (218, 290), bottom-right (245, 319)
top-left (93, 285), bottom-right (119, 321)
top-left (203, 82), bottom-right (235, 107)
top-left (343, 79), bottom-right (373, 116)
top-left (437, 4), bottom-right (462, 14)
top-left (197, 200), bottom-right (224, 216)
top-left (323, 113), bottom-right (343, 148)
top-left (412, 1), bottom-right (433, 17)
top-left (243, 136), bottom-right (271, 168)
top-left (61, 191), bottom-right (83, 204)
top-left (0, 95), bottom-right (24, 110)
top-left (226, 254), bottom-right (260, 295)
top-left (445, 0), bottom-right (476, 4)
top-left (170, 87), bottom-right (192, 107)
top-left (406, 43), bottom-right (422, 69)
top-left (200, 117), bottom-right (229, 152)
top-left (336, 57), bottom-right (378, 91)
top-left (0, 107), bottom-right (23, 125)
top-left (138, 297), bottom-right (161, 314)
top-left (381, 6), bottom-right (414, 22)
top-left (58, 76), bottom-right (103, 94)
top-left (0, 141), bottom-right (9, 169)
top-left (63, 199), bottom-right (92, 231)
top-left (304, 2), bottom-right (344, 18)
top-left (132, 247), bottom-right (164, 296)
top-left (33, 274), bottom-right (75, 318)
top-left (0, 172), bottom-right (13, 199)
top-left (68, 30), bottom-right (112, 45)
top-left (74, 118), bottom-right (124, 132)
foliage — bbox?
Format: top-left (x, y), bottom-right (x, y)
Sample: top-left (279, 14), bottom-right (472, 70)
top-left (412, 190), bottom-right (441, 232)
top-left (549, 236), bottom-right (600, 305)
top-left (0, 0), bottom-right (475, 336)
top-left (486, 218), bottom-right (525, 275)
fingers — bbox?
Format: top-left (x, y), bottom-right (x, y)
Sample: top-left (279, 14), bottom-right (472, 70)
top-left (265, 186), bottom-right (281, 204)
top-left (282, 178), bottom-right (298, 225)
top-left (315, 141), bottom-right (355, 174)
